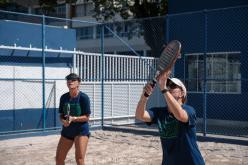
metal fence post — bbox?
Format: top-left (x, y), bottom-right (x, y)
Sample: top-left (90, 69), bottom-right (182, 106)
top-left (54, 81), bottom-right (56, 127)
top-left (203, 10), bottom-right (208, 136)
top-left (100, 24), bottom-right (105, 129)
top-left (42, 15), bottom-right (46, 130)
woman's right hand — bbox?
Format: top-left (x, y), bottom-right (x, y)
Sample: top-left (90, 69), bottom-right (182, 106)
top-left (158, 70), bottom-right (171, 91)
top-left (61, 119), bottom-right (70, 127)
top-left (143, 81), bottom-right (154, 97)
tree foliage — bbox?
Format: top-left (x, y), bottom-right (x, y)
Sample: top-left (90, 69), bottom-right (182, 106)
top-left (91, 0), bottom-right (168, 57)
top-left (0, 0), bottom-right (21, 11)
top-left (39, 0), bottom-right (57, 14)
top-left (0, 0), bottom-right (14, 5)
top-left (91, 0), bottom-right (168, 20)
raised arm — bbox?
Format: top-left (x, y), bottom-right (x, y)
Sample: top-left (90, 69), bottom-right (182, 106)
top-left (162, 91), bottom-right (188, 122)
top-left (135, 83), bottom-right (153, 122)
top-left (157, 71), bottom-right (188, 123)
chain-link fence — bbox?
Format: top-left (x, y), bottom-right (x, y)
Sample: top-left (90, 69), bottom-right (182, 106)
top-left (0, 9), bottom-right (160, 135)
top-left (168, 6), bottom-right (248, 137)
top-left (0, 6), bottom-right (247, 138)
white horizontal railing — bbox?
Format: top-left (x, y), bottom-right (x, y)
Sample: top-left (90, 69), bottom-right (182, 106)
top-left (0, 44), bottom-right (157, 82)
top-left (76, 53), bottom-right (157, 82)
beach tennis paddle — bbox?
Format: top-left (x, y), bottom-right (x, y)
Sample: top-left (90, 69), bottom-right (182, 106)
top-left (66, 103), bottom-right (70, 122)
top-left (144, 40), bottom-right (182, 97)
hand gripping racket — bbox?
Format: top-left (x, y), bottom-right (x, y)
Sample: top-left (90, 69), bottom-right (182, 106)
top-left (144, 40), bottom-right (182, 97)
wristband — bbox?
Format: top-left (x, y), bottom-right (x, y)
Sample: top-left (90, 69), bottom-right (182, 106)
top-left (161, 88), bottom-right (169, 94)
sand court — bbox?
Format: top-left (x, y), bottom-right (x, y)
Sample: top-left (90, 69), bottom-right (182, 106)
top-left (0, 128), bottom-right (247, 165)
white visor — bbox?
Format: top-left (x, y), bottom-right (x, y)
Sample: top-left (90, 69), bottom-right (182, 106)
top-left (167, 78), bottom-right (187, 98)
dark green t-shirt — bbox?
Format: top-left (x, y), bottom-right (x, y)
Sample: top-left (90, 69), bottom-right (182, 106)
top-left (147, 105), bottom-right (205, 165)
top-left (59, 91), bottom-right (91, 137)
top-left (59, 91), bottom-right (91, 117)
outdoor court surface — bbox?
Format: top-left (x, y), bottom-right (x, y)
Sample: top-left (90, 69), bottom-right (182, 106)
top-left (0, 127), bottom-right (247, 165)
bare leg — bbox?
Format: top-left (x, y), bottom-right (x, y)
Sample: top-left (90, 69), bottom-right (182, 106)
top-left (74, 136), bottom-right (89, 165)
top-left (56, 136), bottom-right (74, 165)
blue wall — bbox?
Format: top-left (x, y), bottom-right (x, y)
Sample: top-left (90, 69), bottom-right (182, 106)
top-left (0, 20), bottom-right (75, 133)
top-left (0, 20), bottom-right (76, 50)
top-left (0, 20), bottom-right (76, 65)
top-left (0, 109), bottom-right (60, 132)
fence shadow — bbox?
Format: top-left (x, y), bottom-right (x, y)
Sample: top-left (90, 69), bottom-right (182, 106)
top-left (196, 134), bottom-right (248, 146)
top-left (103, 124), bottom-right (248, 146)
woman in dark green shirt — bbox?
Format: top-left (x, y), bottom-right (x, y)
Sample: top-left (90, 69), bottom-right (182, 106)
top-left (56, 73), bottom-right (91, 165)
top-left (136, 70), bottom-right (205, 165)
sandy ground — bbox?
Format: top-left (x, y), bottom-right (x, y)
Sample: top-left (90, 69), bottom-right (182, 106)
top-left (0, 129), bottom-right (247, 165)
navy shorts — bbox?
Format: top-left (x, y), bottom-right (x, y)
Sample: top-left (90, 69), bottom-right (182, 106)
top-left (61, 122), bottom-right (90, 140)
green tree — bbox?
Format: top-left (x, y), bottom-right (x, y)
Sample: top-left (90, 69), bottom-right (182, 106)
top-left (39, 0), bottom-right (57, 15)
top-left (0, 0), bottom-right (14, 9)
top-left (91, 0), bottom-right (168, 57)
top-left (0, 0), bottom-right (26, 12)
top-left (0, 0), bottom-right (14, 5)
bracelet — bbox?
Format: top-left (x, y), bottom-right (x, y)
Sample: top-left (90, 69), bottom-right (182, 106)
top-left (161, 88), bottom-right (169, 94)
